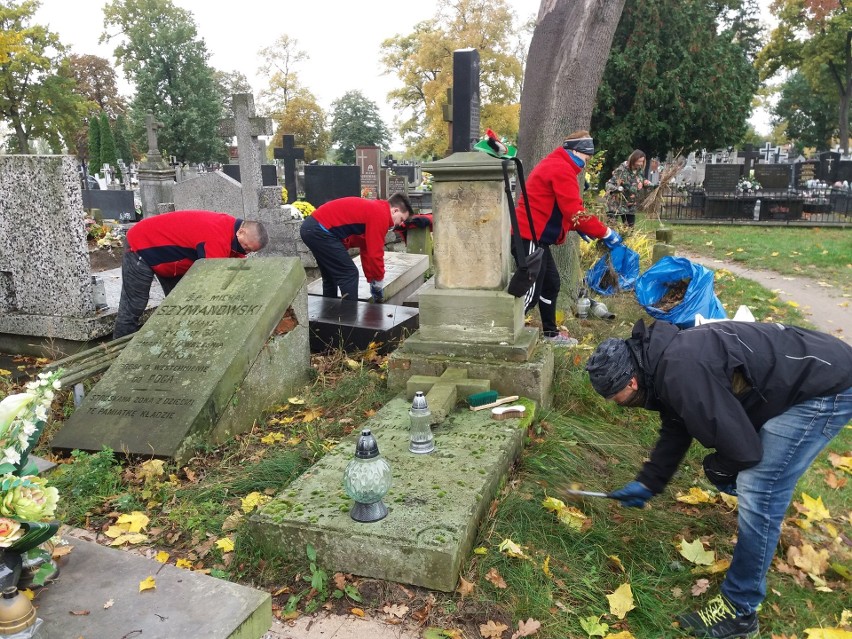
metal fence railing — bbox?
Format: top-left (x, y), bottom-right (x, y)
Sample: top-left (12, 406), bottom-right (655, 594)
top-left (654, 186), bottom-right (851, 226)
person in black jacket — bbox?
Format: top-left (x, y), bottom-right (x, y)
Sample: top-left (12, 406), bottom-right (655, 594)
top-left (585, 319), bottom-right (852, 639)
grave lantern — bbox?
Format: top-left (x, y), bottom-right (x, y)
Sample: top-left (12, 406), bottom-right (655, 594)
top-left (408, 391), bottom-right (434, 454)
top-left (343, 429), bottom-right (392, 522)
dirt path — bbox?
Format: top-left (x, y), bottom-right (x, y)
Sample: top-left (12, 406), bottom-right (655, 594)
top-left (680, 250), bottom-right (851, 342)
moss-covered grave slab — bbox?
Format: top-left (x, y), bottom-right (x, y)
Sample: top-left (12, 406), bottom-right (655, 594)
top-left (248, 396), bottom-right (529, 591)
top-left (51, 257), bottom-right (311, 463)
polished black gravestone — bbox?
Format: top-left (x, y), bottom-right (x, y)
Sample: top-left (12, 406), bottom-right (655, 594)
top-left (451, 48), bottom-right (481, 153)
top-left (274, 134), bottom-right (305, 204)
top-left (308, 297), bottom-right (418, 353)
top-left (304, 165), bottom-right (361, 207)
top-left (221, 163), bottom-right (278, 187)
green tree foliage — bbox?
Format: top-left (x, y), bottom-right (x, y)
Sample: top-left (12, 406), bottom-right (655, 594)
top-left (103, 0), bottom-right (226, 163)
top-left (0, 0), bottom-right (87, 152)
top-left (772, 70), bottom-right (838, 152)
top-left (329, 91), bottom-right (390, 164)
top-left (88, 115), bottom-right (101, 174)
top-left (113, 113), bottom-right (133, 164)
top-left (213, 69), bottom-right (252, 112)
top-left (758, 0), bottom-right (852, 152)
top-left (380, 0), bottom-right (526, 158)
top-left (271, 92), bottom-right (329, 163)
top-left (591, 0), bottom-right (761, 182)
top-left (99, 111), bottom-right (117, 176)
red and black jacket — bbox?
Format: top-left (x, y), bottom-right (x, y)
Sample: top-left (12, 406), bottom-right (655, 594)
top-left (516, 147), bottom-right (608, 245)
top-left (127, 210), bottom-right (246, 278)
top-left (311, 197), bottom-right (393, 282)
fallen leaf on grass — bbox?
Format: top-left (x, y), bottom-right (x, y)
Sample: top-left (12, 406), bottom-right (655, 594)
top-left (804, 629), bottom-right (852, 639)
top-left (456, 577), bottom-right (474, 597)
top-left (608, 555), bottom-right (625, 572)
top-left (671, 586), bottom-right (683, 598)
top-left (828, 453), bottom-right (852, 475)
top-left (383, 603), bottom-right (409, 618)
top-left (116, 511), bottom-right (150, 533)
top-left (288, 396), bottom-right (305, 405)
top-left (719, 493), bottom-right (739, 509)
top-left (579, 615), bottom-right (609, 637)
top-left (222, 512), bottom-right (244, 532)
top-left (498, 538), bottom-right (527, 559)
top-left (473, 546), bottom-right (488, 555)
top-left (423, 629), bottom-right (463, 639)
top-left (139, 576), bottom-right (156, 592)
top-left (215, 537), bottom-right (235, 553)
top-left (480, 620), bottom-right (509, 639)
top-left (825, 470), bottom-right (847, 490)
top-left (679, 539), bottom-right (715, 566)
top-left (606, 583), bottom-right (635, 619)
top-left (787, 544), bottom-right (829, 576)
top-left (676, 487), bottom-right (714, 504)
top-left (691, 579), bottom-right (710, 596)
top-left (241, 492), bottom-right (271, 514)
top-left (798, 493), bottom-right (831, 525)
top-left (485, 567), bottom-right (508, 589)
top-left (511, 618), bottom-right (541, 638)
top-left (603, 632), bottom-right (637, 639)
top-left (542, 497), bottom-right (589, 531)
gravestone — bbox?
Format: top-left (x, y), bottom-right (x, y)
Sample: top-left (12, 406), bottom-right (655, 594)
top-left (818, 151), bottom-right (841, 183)
top-left (388, 174), bottom-right (408, 196)
top-left (81, 190), bottom-right (136, 220)
top-left (795, 160), bottom-right (818, 188)
top-left (221, 164), bottom-right (278, 187)
top-left (737, 144), bottom-right (760, 174)
top-left (273, 134), bottom-right (305, 203)
top-left (307, 252), bottom-right (429, 306)
top-left (50, 257), bottom-right (311, 463)
top-left (703, 164), bottom-right (741, 192)
top-left (173, 171), bottom-right (244, 217)
top-left (753, 164), bottom-right (792, 191)
top-left (0, 155), bottom-right (115, 352)
top-left (451, 48), bottom-right (481, 153)
top-left (137, 110), bottom-right (175, 218)
top-left (307, 297), bottom-right (419, 354)
top-left (760, 142), bottom-right (779, 163)
top-left (836, 160), bottom-right (852, 184)
top-left (219, 93), bottom-right (275, 217)
top-left (356, 146), bottom-right (381, 199)
top-left (304, 165), bottom-right (361, 206)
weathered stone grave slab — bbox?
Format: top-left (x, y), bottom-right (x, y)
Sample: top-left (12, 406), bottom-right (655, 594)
top-left (38, 531), bottom-right (270, 639)
top-left (248, 396), bottom-right (528, 591)
top-left (308, 297), bottom-right (419, 353)
top-left (51, 257), bottom-right (311, 463)
top-left (307, 252), bottom-right (429, 306)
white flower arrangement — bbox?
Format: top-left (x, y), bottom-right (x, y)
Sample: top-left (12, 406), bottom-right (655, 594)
top-left (0, 370), bottom-right (62, 470)
top-left (737, 176), bottom-right (762, 192)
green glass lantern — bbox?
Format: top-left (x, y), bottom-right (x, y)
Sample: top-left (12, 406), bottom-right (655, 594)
top-left (343, 429), bottom-right (392, 522)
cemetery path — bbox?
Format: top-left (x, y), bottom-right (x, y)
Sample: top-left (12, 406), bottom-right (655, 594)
top-left (680, 250), bottom-right (851, 341)
top-left (264, 613), bottom-right (421, 639)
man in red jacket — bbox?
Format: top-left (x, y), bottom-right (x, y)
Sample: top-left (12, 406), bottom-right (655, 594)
top-left (300, 193), bottom-right (413, 303)
top-left (515, 130), bottom-right (622, 346)
top-left (113, 210), bottom-right (268, 338)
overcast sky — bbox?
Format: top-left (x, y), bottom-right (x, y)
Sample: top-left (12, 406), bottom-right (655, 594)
top-left (32, 0), bottom-right (775, 145)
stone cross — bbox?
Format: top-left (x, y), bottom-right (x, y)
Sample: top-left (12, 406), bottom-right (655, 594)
top-left (760, 142), bottom-right (778, 163)
top-left (737, 144), bottom-right (760, 173)
top-left (145, 110), bottom-right (164, 157)
top-left (219, 93), bottom-right (274, 217)
top-left (406, 367), bottom-right (491, 424)
top-left (273, 134), bottom-right (304, 204)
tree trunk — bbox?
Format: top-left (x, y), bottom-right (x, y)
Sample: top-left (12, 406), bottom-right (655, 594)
top-left (518, 0), bottom-right (626, 304)
top-left (841, 30), bottom-right (852, 155)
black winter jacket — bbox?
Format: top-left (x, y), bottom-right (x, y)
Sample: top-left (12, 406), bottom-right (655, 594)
top-left (627, 320), bottom-right (852, 493)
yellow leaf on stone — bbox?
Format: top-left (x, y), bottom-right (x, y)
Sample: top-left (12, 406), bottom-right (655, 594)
top-left (679, 538), bottom-right (715, 566)
top-left (801, 493), bottom-right (831, 523)
top-left (676, 487), bottom-right (714, 504)
top-left (804, 628), bottom-right (852, 639)
top-left (175, 558), bottom-right (193, 569)
top-left (498, 538), bottom-right (526, 559)
top-left (215, 537), bottom-right (235, 553)
top-left (241, 492), bottom-right (270, 514)
top-left (104, 525), bottom-right (124, 539)
top-left (606, 583), bottom-right (636, 619)
top-left (350, 608), bottom-right (365, 617)
top-left (116, 511), bottom-right (149, 533)
top-left (139, 576), bottom-right (156, 592)
top-left (787, 300), bottom-right (800, 308)
top-left (155, 551), bottom-right (170, 563)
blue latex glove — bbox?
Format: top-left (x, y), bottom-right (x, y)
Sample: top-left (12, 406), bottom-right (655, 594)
top-left (369, 281), bottom-right (384, 303)
top-left (577, 231), bottom-right (592, 243)
top-left (601, 228), bottom-right (622, 249)
top-left (609, 481), bottom-right (653, 508)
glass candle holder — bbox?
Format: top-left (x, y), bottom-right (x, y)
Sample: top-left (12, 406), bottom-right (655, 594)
top-left (343, 429), bottom-right (392, 522)
top-left (408, 391), bottom-right (435, 454)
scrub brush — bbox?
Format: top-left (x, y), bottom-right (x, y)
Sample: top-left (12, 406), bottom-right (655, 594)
top-left (467, 390), bottom-right (498, 408)
top-left (470, 395), bottom-right (520, 412)
top-left (491, 405), bottom-right (526, 420)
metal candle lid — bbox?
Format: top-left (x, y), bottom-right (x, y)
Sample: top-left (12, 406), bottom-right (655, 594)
top-left (354, 428), bottom-right (379, 459)
top-left (411, 391), bottom-right (428, 410)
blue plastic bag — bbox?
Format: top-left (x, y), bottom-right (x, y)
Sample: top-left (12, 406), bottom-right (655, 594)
top-left (586, 244), bottom-right (640, 295)
top-left (634, 256), bottom-right (726, 328)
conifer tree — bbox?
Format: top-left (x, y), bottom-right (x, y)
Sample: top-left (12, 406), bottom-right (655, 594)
top-left (87, 116), bottom-right (101, 176)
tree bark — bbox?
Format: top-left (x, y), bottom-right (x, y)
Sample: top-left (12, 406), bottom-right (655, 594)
top-left (518, 0), bottom-right (626, 302)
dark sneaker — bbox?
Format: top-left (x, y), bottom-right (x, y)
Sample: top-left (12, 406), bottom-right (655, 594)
top-left (677, 594), bottom-right (759, 638)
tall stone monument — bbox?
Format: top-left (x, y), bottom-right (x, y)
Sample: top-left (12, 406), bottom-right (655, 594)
top-left (451, 49), bottom-right (481, 153)
top-left (137, 110), bottom-right (176, 217)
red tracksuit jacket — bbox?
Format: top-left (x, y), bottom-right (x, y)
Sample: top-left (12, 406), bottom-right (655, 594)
top-left (311, 197), bottom-right (393, 283)
top-left (516, 147), bottom-right (608, 245)
top-left (127, 210), bottom-right (246, 278)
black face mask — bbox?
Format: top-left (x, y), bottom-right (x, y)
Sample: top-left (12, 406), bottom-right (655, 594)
top-left (616, 386), bottom-right (646, 408)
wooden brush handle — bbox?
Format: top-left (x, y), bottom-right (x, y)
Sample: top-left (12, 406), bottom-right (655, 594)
top-left (470, 395), bottom-right (520, 412)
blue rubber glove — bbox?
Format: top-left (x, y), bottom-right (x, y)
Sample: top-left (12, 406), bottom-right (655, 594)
top-left (601, 228), bottom-right (622, 250)
top-left (609, 481), bottom-right (653, 508)
top-left (369, 281), bottom-right (384, 303)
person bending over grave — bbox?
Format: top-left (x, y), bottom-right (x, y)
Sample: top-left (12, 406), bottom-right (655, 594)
top-left (300, 193), bottom-right (413, 303)
top-left (585, 320), bottom-right (852, 639)
top-left (113, 210), bottom-right (268, 338)
top-left (515, 130), bottom-right (623, 346)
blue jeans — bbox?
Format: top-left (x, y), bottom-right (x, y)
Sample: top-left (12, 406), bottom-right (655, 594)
top-left (721, 387), bottom-right (852, 614)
